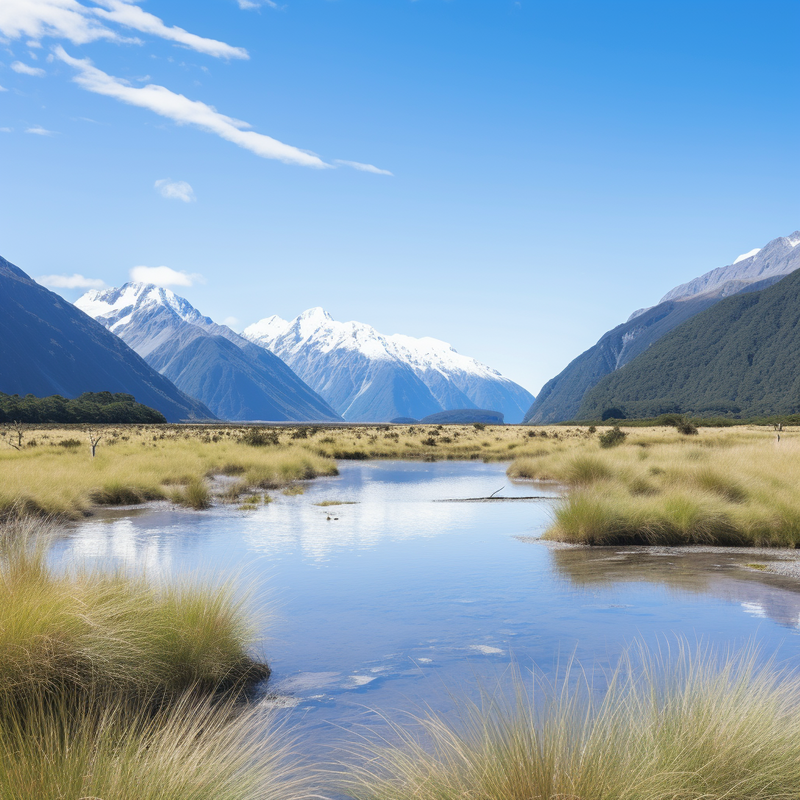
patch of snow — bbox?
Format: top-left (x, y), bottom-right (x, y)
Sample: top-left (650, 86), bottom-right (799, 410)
top-left (733, 247), bottom-right (761, 264)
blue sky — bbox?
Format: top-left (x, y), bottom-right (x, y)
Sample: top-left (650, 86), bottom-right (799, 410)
top-left (1, 0), bottom-right (797, 394)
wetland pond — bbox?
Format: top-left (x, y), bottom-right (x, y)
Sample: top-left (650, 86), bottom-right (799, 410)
top-left (53, 460), bottom-right (800, 760)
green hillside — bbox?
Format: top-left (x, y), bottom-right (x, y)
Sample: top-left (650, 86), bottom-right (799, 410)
top-left (577, 269), bottom-right (800, 420)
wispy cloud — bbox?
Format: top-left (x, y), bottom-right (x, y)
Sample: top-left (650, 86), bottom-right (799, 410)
top-left (25, 125), bottom-right (56, 135)
top-left (334, 159), bottom-right (393, 176)
top-left (91, 0), bottom-right (247, 60)
top-left (0, 85), bottom-right (7, 92)
top-left (11, 60), bottom-right (45, 76)
top-left (130, 265), bottom-right (204, 287)
top-left (56, 47), bottom-right (330, 168)
top-left (0, 127), bottom-right (12, 133)
top-left (237, 0), bottom-right (278, 9)
top-left (38, 273), bottom-right (105, 289)
top-left (0, 0), bottom-right (247, 59)
top-left (223, 316), bottom-right (239, 328)
top-left (155, 178), bottom-right (196, 202)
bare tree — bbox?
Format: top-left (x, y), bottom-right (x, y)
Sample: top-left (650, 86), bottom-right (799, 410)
top-left (3, 421), bottom-right (25, 451)
top-left (87, 429), bottom-right (103, 458)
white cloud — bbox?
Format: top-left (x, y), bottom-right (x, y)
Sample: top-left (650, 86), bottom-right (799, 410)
top-left (130, 265), bottom-right (204, 287)
top-left (334, 159), bottom-right (393, 176)
top-left (0, 0), bottom-right (246, 59)
top-left (90, 0), bottom-right (247, 60)
top-left (223, 316), bottom-right (239, 328)
top-left (155, 178), bottom-right (195, 202)
top-left (0, 127), bottom-right (12, 132)
top-left (56, 47), bottom-right (330, 168)
top-left (0, 85), bottom-right (7, 92)
top-left (38, 273), bottom-right (105, 288)
top-left (25, 125), bottom-right (55, 135)
top-left (11, 60), bottom-right (45, 76)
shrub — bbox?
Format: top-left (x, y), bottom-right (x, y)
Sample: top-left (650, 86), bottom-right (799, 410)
top-left (58, 439), bottom-right (82, 448)
top-left (239, 428), bottom-right (279, 447)
top-left (598, 425), bottom-right (627, 448)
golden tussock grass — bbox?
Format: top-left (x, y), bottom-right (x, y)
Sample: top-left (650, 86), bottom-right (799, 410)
top-left (508, 426), bottom-right (800, 547)
top-left (343, 642), bottom-right (800, 800)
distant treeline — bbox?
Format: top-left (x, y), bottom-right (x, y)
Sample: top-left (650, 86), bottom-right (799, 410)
top-left (0, 392), bottom-right (166, 424)
top-left (560, 413), bottom-right (796, 428)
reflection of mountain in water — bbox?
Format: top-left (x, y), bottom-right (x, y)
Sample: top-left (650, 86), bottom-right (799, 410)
top-left (550, 547), bottom-right (800, 631)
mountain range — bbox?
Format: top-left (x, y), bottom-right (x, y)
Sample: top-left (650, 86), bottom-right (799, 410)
top-left (0, 257), bottom-right (213, 422)
top-left (76, 284), bottom-right (341, 423)
top-left (577, 266), bottom-right (800, 419)
top-left (243, 308), bottom-right (535, 423)
top-left (524, 231), bottom-right (800, 423)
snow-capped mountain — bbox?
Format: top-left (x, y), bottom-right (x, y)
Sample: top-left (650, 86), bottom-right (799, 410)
top-left (243, 308), bottom-right (534, 423)
top-left (76, 284), bottom-right (341, 423)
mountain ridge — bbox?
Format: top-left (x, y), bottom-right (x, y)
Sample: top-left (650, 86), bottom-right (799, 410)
top-left (523, 231), bottom-right (800, 424)
top-left (76, 284), bottom-right (342, 423)
top-left (244, 308), bottom-right (534, 423)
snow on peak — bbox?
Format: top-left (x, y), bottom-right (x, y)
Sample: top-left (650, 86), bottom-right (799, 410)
top-left (733, 247), bottom-right (761, 264)
top-left (75, 282), bottom-right (206, 331)
top-left (244, 308), bottom-right (504, 379)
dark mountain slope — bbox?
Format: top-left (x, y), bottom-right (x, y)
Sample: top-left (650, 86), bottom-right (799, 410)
top-left (524, 231), bottom-right (800, 424)
top-left (0, 257), bottom-right (213, 422)
top-left (577, 269), bottom-right (800, 419)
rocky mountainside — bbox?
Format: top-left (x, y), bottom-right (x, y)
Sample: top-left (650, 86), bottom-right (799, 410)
top-left (243, 308), bottom-right (534, 423)
top-left (76, 284), bottom-right (341, 422)
top-left (0, 257), bottom-right (213, 422)
top-left (524, 231), bottom-right (800, 423)
top-left (577, 268), bottom-right (800, 419)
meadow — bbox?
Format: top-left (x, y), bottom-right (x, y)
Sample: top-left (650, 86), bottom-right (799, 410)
top-left (2, 421), bottom-right (796, 549)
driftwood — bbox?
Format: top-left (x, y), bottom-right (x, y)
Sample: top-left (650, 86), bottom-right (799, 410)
top-left (434, 496), bottom-right (553, 503)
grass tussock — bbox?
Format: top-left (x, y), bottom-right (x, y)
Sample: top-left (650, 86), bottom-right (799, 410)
top-left (0, 694), bottom-right (316, 800)
top-left (0, 516), bottom-right (306, 799)
top-left (507, 426), bottom-right (800, 547)
top-left (344, 642), bottom-right (800, 800)
top-left (0, 517), bottom-right (266, 708)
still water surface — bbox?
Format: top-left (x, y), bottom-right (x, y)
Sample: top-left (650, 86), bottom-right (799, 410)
top-left (53, 461), bottom-right (800, 757)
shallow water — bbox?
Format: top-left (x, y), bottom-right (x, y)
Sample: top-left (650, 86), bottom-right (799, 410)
top-left (53, 460), bottom-right (800, 759)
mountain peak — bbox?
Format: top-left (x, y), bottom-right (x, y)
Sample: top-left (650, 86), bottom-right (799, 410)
top-left (298, 307), bottom-right (333, 322)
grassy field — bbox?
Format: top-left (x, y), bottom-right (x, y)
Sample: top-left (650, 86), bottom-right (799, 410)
top-left (0, 422), bottom-right (557, 518)
top-left (3, 421), bottom-right (798, 546)
top-left (508, 425), bottom-right (800, 547)
top-left (344, 643), bottom-right (800, 800)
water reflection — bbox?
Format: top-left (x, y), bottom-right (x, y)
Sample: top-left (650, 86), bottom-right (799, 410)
top-left (550, 546), bottom-right (800, 631)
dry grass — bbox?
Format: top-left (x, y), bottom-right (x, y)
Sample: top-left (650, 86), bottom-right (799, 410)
top-left (0, 422), bottom-right (559, 518)
top-left (0, 517), bottom-right (266, 709)
top-left (344, 642), bottom-right (800, 800)
top-left (508, 426), bottom-right (800, 547)
top-left (0, 692), bottom-right (318, 800)
top-left (0, 516), bottom-right (316, 800)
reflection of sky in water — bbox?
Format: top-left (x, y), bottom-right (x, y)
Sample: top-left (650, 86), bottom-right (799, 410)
top-left (51, 461), bottom-right (800, 759)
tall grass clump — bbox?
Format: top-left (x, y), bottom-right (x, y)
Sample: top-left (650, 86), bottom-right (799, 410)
top-left (0, 517), bottom-right (266, 710)
top-left (0, 691), bottom-right (317, 800)
top-left (344, 643), bottom-right (800, 800)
